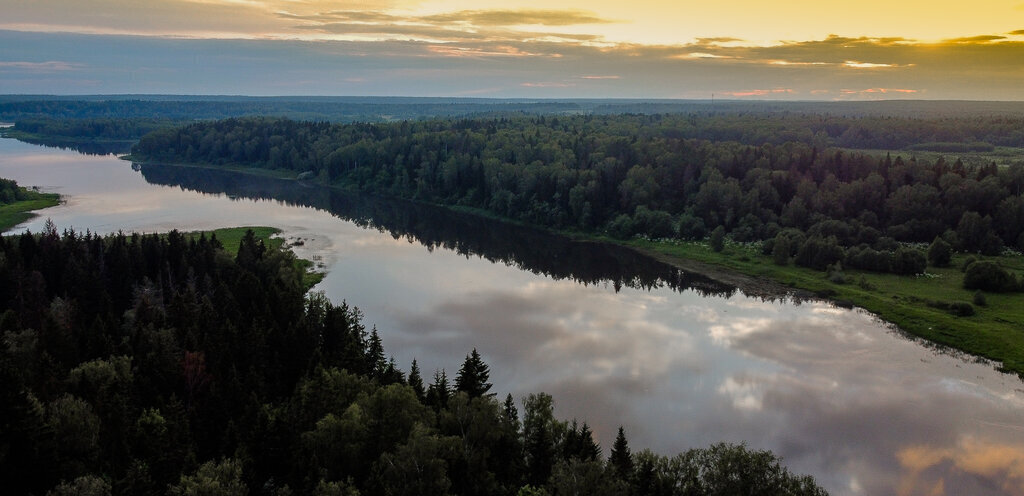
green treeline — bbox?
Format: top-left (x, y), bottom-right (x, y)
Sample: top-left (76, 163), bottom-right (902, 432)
top-left (132, 116), bottom-right (1024, 277)
top-left (0, 99), bottom-right (584, 124)
top-left (0, 178), bottom-right (61, 232)
top-left (12, 118), bottom-right (177, 141)
top-left (0, 227), bottom-right (827, 495)
top-left (0, 178), bottom-right (43, 205)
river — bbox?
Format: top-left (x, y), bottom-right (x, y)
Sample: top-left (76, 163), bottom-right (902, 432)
top-left (2, 137), bottom-right (1023, 496)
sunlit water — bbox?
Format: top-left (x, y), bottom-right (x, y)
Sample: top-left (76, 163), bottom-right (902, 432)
top-left (3, 137), bottom-right (1024, 496)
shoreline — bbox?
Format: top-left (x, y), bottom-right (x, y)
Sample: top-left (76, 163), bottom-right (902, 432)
top-left (119, 157), bottom-right (1024, 377)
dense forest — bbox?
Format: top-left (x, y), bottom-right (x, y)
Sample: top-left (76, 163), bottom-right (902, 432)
top-left (10, 118), bottom-right (175, 142)
top-left (0, 226), bottom-right (827, 495)
top-left (131, 115), bottom-right (1024, 286)
top-left (0, 99), bottom-right (583, 124)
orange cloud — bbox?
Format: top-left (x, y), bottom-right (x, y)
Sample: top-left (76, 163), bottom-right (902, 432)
top-left (896, 438), bottom-right (1024, 496)
top-left (841, 88), bottom-right (918, 94)
top-left (843, 60), bottom-right (900, 68)
top-left (721, 88), bottom-right (795, 97)
top-left (426, 45), bottom-right (552, 58)
top-left (945, 35), bottom-right (1007, 43)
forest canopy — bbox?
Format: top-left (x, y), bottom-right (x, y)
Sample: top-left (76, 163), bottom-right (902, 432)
top-left (0, 227), bottom-right (827, 495)
top-left (132, 115), bottom-right (1024, 277)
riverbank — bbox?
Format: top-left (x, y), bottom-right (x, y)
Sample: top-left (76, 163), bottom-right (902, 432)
top-left (625, 238), bottom-right (1024, 376)
top-left (129, 159), bottom-right (1024, 377)
top-left (0, 192), bottom-right (61, 232)
top-left (187, 226), bottom-right (325, 290)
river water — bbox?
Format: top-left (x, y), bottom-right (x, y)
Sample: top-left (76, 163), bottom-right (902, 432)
top-left (2, 137), bottom-right (1023, 496)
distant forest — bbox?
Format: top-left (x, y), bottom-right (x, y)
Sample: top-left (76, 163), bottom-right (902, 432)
top-left (6, 96), bottom-right (1024, 124)
top-left (132, 115), bottom-right (1024, 279)
top-left (0, 227), bottom-right (827, 495)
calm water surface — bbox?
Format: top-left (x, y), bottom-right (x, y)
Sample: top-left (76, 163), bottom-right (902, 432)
top-left (3, 138), bottom-right (1024, 496)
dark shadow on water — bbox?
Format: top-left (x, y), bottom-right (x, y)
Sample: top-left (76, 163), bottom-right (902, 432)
top-left (139, 163), bottom-right (741, 298)
top-left (9, 135), bottom-right (133, 155)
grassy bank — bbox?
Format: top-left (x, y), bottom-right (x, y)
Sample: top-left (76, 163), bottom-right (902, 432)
top-left (628, 237), bottom-right (1024, 376)
top-left (186, 226), bottom-right (324, 290)
top-left (0, 193), bottom-right (61, 232)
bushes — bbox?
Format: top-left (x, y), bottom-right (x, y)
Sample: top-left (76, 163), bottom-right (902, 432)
top-left (963, 260), bottom-right (1019, 292)
top-left (709, 226), bottom-right (726, 253)
top-left (845, 245), bottom-right (892, 272)
top-left (927, 237), bottom-right (952, 267)
top-left (891, 247), bottom-right (927, 275)
top-left (795, 236), bottom-right (845, 271)
top-left (927, 300), bottom-right (976, 317)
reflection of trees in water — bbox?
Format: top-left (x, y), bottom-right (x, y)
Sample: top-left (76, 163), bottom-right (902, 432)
top-left (10, 136), bottom-right (132, 156)
top-left (139, 163), bottom-right (740, 298)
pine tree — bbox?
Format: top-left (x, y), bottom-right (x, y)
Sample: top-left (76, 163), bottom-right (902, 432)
top-left (408, 359), bottom-right (425, 400)
top-left (609, 426), bottom-right (633, 481)
top-left (381, 356), bottom-right (405, 385)
top-left (425, 369), bottom-right (450, 410)
top-left (454, 348), bottom-right (492, 398)
top-left (502, 393), bottom-right (519, 429)
top-left (365, 327), bottom-right (385, 379)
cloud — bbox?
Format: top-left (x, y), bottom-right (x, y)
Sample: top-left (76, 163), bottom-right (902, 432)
top-left (1, 29), bottom-right (1023, 100)
top-left (897, 438), bottom-right (1024, 495)
top-left (0, 60), bottom-right (80, 71)
top-left (578, 75), bottom-right (620, 79)
top-left (1011, 30), bottom-right (1024, 35)
top-left (719, 89), bottom-right (796, 97)
top-left (422, 9), bottom-right (614, 27)
top-left (945, 35), bottom-right (1007, 43)
top-left (842, 60), bottom-right (902, 68)
top-left (841, 88), bottom-right (918, 94)
top-left (520, 82), bottom-right (575, 87)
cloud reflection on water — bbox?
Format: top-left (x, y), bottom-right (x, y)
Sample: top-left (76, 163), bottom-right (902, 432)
top-left (2, 138), bottom-right (1024, 495)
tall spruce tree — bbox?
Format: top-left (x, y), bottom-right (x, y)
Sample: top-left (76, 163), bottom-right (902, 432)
top-left (609, 426), bottom-right (633, 481)
top-left (425, 369), bottom-right (451, 410)
top-left (454, 348), bottom-right (493, 398)
top-left (407, 359), bottom-right (425, 400)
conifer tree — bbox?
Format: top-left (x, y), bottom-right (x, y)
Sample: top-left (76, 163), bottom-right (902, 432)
top-left (407, 359), bottom-right (425, 400)
top-left (454, 348), bottom-right (492, 398)
top-left (365, 327), bottom-right (386, 379)
top-left (425, 369), bottom-right (450, 410)
top-left (609, 426), bottom-right (633, 481)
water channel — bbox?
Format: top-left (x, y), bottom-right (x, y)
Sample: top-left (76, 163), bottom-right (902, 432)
top-left (2, 137), bottom-right (1023, 496)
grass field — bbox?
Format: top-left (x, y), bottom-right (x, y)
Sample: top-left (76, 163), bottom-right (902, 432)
top-left (0, 193), bottom-right (61, 232)
top-left (627, 237), bottom-right (1024, 376)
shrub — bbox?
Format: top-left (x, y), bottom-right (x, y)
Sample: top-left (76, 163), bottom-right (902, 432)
top-left (709, 226), bottom-right (726, 253)
top-left (973, 290), bottom-right (987, 307)
top-left (633, 206), bottom-right (675, 239)
top-left (927, 237), bottom-right (952, 267)
top-left (795, 236), bottom-right (845, 271)
top-left (891, 247), bottom-right (927, 275)
top-left (771, 236), bottom-right (790, 266)
top-left (606, 214), bottom-right (635, 239)
top-left (963, 261), bottom-right (1018, 292)
top-left (928, 300), bottom-right (976, 317)
top-left (845, 245), bottom-right (892, 272)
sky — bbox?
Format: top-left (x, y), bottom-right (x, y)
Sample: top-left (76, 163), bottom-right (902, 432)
top-left (1, 0), bottom-right (1023, 99)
